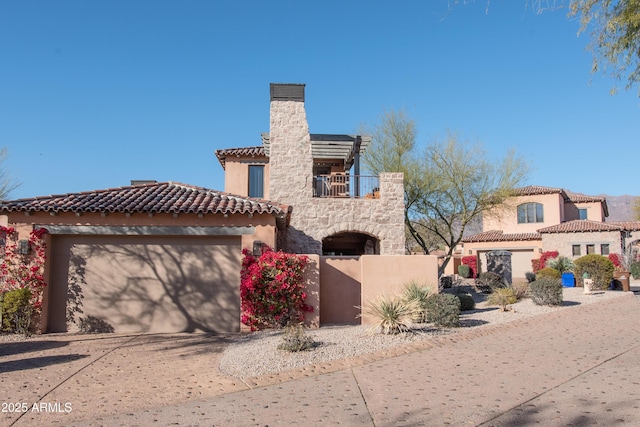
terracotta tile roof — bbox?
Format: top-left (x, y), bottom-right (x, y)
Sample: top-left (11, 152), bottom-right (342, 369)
top-left (462, 230), bottom-right (541, 243)
top-left (537, 220), bottom-right (624, 234)
top-left (0, 181), bottom-right (287, 218)
top-left (511, 185), bottom-right (566, 197)
top-left (215, 146), bottom-right (266, 169)
top-left (607, 221), bottom-right (640, 231)
top-left (567, 194), bottom-right (606, 203)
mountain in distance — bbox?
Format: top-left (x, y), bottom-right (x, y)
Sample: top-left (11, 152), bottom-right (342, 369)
top-left (567, 192), bottom-right (638, 222)
top-left (601, 194), bottom-right (638, 222)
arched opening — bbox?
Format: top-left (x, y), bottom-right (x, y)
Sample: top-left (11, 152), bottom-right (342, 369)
top-left (322, 232), bottom-right (379, 256)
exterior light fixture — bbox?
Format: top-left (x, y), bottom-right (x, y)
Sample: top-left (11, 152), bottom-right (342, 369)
top-left (18, 240), bottom-right (30, 255)
top-left (253, 240), bottom-right (264, 256)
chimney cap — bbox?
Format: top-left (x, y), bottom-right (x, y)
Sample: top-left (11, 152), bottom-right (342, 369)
top-left (270, 83), bottom-right (305, 102)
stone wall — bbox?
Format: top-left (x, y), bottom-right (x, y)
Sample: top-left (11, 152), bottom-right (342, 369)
top-left (268, 86), bottom-right (405, 255)
top-left (541, 230), bottom-right (623, 258)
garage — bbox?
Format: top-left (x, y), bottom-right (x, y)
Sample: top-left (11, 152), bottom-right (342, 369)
top-left (48, 233), bottom-right (241, 333)
top-left (0, 181), bottom-right (287, 334)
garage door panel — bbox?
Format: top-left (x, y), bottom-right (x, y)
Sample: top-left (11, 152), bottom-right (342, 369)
top-left (50, 235), bottom-right (241, 333)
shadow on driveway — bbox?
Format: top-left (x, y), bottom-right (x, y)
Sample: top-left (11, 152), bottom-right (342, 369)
top-left (0, 354), bottom-right (88, 373)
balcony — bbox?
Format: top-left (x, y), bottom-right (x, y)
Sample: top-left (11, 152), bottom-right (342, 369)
top-left (313, 174), bottom-right (380, 199)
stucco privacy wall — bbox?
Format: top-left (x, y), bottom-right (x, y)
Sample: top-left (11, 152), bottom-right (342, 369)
top-left (301, 254), bottom-right (438, 326)
top-left (268, 84), bottom-right (405, 254)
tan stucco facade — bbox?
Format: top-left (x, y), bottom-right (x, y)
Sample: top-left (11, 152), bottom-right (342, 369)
top-left (484, 193), bottom-right (564, 234)
top-left (223, 154), bottom-right (270, 199)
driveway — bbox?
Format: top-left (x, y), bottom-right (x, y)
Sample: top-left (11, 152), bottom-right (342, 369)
top-left (2, 287), bottom-right (639, 426)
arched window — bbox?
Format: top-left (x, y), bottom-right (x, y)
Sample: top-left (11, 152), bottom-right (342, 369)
top-left (517, 202), bottom-right (544, 223)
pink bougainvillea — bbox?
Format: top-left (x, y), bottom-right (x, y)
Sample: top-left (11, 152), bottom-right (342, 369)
top-left (532, 250), bottom-right (559, 273)
top-left (461, 255), bottom-right (478, 278)
top-left (240, 246), bottom-right (312, 331)
top-left (0, 226), bottom-right (48, 310)
top-left (609, 253), bottom-right (622, 269)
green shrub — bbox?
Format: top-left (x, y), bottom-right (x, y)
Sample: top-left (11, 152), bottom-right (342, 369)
top-left (278, 323), bottom-right (315, 352)
top-left (487, 288), bottom-right (517, 311)
top-left (363, 294), bottom-right (418, 335)
top-left (546, 256), bottom-right (574, 273)
top-left (1, 287), bottom-right (33, 334)
top-left (402, 281), bottom-right (434, 323)
top-left (458, 265), bottom-right (471, 279)
top-left (573, 254), bottom-right (615, 291)
top-left (536, 267), bottom-right (561, 280)
top-left (630, 261), bottom-right (640, 280)
top-left (525, 271), bottom-right (536, 283)
top-left (475, 271), bottom-right (505, 293)
top-left (456, 292), bottom-right (476, 311)
top-left (425, 294), bottom-right (460, 328)
top-left (530, 278), bottom-right (563, 306)
top-left (510, 281), bottom-right (530, 300)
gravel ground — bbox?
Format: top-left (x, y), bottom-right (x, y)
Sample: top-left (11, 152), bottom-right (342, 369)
top-left (219, 287), bottom-right (630, 379)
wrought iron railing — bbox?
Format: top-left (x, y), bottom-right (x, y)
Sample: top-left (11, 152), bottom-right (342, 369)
top-left (313, 174), bottom-right (380, 199)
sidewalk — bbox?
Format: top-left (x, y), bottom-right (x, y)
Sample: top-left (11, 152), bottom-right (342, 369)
top-left (2, 291), bottom-right (640, 426)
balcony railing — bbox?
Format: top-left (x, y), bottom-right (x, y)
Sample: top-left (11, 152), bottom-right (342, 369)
top-left (313, 174), bottom-right (380, 199)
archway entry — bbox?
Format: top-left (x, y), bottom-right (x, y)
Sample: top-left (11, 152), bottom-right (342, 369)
top-left (322, 232), bottom-right (379, 256)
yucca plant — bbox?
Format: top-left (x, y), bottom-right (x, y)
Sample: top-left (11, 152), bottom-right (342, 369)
top-left (401, 281), bottom-right (433, 323)
top-left (362, 294), bottom-right (419, 335)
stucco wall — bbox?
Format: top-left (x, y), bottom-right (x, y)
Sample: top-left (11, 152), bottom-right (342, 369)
top-left (360, 254), bottom-right (438, 325)
top-left (224, 156), bottom-right (270, 199)
top-left (3, 211), bottom-right (278, 252)
top-left (484, 193), bottom-right (564, 233)
top-left (302, 254), bottom-right (438, 326)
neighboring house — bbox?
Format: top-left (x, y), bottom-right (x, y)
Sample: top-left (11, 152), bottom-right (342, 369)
top-left (216, 83), bottom-right (405, 256)
top-left (461, 185), bottom-right (640, 280)
top-left (0, 182), bottom-right (288, 333)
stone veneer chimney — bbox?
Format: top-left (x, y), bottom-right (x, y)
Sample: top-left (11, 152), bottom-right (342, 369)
top-left (267, 83), bottom-right (405, 255)
top-left (268, 84), bottom-right (316, 251)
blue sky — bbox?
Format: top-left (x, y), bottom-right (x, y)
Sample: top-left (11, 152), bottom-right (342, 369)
top-left (1, 0), bottom-right (639, 200)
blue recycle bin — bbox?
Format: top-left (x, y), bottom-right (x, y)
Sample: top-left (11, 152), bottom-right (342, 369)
top-left (561, 272), bottom-right (575, 288)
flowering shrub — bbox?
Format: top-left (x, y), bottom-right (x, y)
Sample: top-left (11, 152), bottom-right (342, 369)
top-left (461, 255), bottom-right (477, 278)
top-left (0, 226), bottom-right (48, 313)
top-left (608, 253), bottom-right (623, 270)
top-left (531, 250), bottom-right (559, 273)
top-left (240, 246), bottom-right (312, 330)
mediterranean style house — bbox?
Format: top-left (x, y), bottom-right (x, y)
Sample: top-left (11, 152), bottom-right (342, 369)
top-left (0, 83), bottom-right (410, 334)
top-left (216, 83), bottom-right (405, 256)
top-left (460, 185), bottom-right (640, 280)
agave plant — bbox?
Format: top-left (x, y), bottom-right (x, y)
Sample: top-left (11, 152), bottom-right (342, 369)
top-left (362, 294), bottom-right (419, 335)
top-left (401, 281), bottom-right (433, 323)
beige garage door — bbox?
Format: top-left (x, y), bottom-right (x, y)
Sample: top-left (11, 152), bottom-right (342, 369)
top-left (48, 234), bottom-right (241, 333)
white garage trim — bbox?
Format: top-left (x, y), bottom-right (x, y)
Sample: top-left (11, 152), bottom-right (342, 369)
top-left (40, 225), bottom-right (255, 236)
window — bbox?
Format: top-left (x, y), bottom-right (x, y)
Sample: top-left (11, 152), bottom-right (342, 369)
top-left (517, 203), bottom-right (544, 223)
top-left (572, 245), bottom-right (581, 256)
top-left (601, 244), bottom-right (610, 255)
top-left (579, 208), bottom-right (588, 220)
top-left (586, 244), bottom-right (595, 254)
top-left (248, 165), bottom-right (264, 198)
